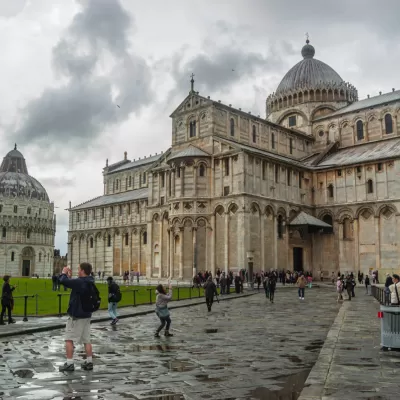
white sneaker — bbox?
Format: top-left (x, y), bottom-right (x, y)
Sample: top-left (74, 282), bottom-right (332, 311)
top-left (301, 298), bottom-right (304, 300)
top-left (299, 297), bottom-right (301, 299)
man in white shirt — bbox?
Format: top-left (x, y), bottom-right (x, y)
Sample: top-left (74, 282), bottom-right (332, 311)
top-left (389, 274), bottom-right (400, 305)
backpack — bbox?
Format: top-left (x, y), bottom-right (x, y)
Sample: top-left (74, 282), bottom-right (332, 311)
top-left (112, 283), bottom-right (122, 303)
top-left (81, 281), bottom-right (101, 313)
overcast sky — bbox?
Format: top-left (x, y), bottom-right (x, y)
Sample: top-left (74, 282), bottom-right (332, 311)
top-left (1, 0), bottom-right (399, 254)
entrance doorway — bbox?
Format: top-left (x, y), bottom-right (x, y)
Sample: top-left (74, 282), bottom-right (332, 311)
top-left (22, 260), bottom-right (31, 276)
top-left (293, 247), bottom-right (303, 272)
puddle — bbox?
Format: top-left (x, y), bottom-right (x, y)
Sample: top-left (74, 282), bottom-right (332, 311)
top-left (247, 369), bottom-right (310, 399)
top-left (194, 374), bottom-right (224, 382)
top-left (280, 355), bottom-right (302, 363)
top-left (341, 347), bottom-right (361, 351)
top-left (204, 328), bottom-right (218, 333)
top-left (13, 369), bottom-right (34, 378)
top-left (164, 360), bottom-right (196, 372)
top-left (130, 344), bottom-right (179, 352)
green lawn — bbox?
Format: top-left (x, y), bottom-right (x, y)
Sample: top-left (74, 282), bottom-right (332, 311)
top-left (7, 278), bottom-right (205, 317)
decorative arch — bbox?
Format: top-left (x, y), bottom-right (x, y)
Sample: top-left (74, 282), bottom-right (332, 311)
top-left (171, 217), bottom-right (181, 227)
top-left (276, 207), bottom-right (287, 219)
top-left (182, 217), bottom-right (194, 227)
top-left (317, 209), bottom-right (335, 220)
top-left (310, 105), bottom-right (336, 120)
top-left (337, 208), bottom-right (354, 222)
top-left (277, 109), bottom-right (309, 126)
top-left (265, 204), bottom-right (275, 218)
top-left (153, 213), bottom-right (160, 222)
top-left (356, 206), bottom-right (375, 220)
top-left (195, 217), bottom-right (208, 227)
top-left (250, 202), bottom-right (261, 215)
top-left (228, 202), bottom-right (239, 214)
top-left (214, 205), bottom-right (225, 216)
top-left (339, 119), bottom-right (351, 129)
top-left (376, 204), bottom-right (397, 218)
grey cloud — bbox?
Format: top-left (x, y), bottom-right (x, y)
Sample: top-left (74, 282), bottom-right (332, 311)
top-left (38, 177), bottom-right (75, 189)
top-left (12, 0), bottom-right (153, 152)
top-left (0, 0), bottom-right (26, 18)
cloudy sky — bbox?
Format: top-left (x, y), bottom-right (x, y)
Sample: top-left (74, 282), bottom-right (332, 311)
top-left (1, 0), bottom-right (399, 254)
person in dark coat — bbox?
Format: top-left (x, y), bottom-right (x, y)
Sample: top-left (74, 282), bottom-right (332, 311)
top-left (234, 275), bottom-right (241, 294)
top-left (268, 275), bottom-right (276, 303)
top-left (203, 276), bottom-right (218, 312)
top-left (220, 272), bottom-right (227, 295)
top-left (0, 275), bottom-right (17, 325)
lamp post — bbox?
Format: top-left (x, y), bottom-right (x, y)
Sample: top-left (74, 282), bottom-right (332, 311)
top-left (247, 251), bottom-right (254, 289)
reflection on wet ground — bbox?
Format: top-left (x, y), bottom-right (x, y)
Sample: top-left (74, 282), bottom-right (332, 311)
top-left (0, 289), bottom-right (339, 399)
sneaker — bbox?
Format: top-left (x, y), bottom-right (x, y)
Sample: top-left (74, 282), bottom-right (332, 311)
top-left (154, 332), bottom-right (160, 338)
top-left (110, 318), bottom-right (119, 325)
top-left (0, 321), bottom-right (5, 325)
top-left (301, 298), bottom-right (304, 300)
top-left (299, 297), bottom-right (301, 300)
top-left (8, 319), bottom-right (16, 324)
top-left (164, 330), bottom-right (174, 337)
top-left (59, 362), bottom-right (75, 372)
top-left (82, 361), bottom-right (93, 371)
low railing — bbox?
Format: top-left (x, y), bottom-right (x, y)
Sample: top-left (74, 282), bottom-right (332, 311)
top-left (371, 285), bottom-right (390, 306)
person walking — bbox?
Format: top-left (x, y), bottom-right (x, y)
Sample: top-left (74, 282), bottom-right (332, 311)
top-left (296, 273), bottom-right (307, 300)
top-left (268, 275), bottom-right (276, 303)
top-left (154, 283), bottom-right (173, 337)
top-left (58, 263), bottom-right (100, 372)
top-left (203, 276), bottom-right (218, 312)
top-left (220, 272), bottom-right (227, 295)
top-left (345, 274), bottom-right (353, 301)
top-left (263, 275), bottom-right (269, 299)
top-left (336, 276), bottom-right (343, 302)
top-left (52, 274), bottom-right (58, 291)
top-left (365, 274), bottom-right (370, 295)
top-left (389, 274), bottom-right (400, 305)
top-left (0, 275), bottom-right (17, 325)
top-left (107, 276), bottom-right (121, 325)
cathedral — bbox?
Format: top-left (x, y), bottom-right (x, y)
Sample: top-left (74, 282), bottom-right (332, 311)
top-left (68, 40), bottom-right (400, 280)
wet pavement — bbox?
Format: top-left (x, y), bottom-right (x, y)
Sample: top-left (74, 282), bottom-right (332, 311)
top-left (0, 287), bottom-right (338, 399)
top-left (299, 287), bottom-right (400, 400)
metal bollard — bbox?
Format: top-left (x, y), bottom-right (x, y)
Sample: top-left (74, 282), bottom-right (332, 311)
top-left (35, 294), bottom-right (38, 316)
top-left (147, 288), bottom-right (153, 304)
top-left (177, 287), bottom-right (180, 301)
top-left (198, 287), bottom-right (201, 298)
top-left (23, 296), bottom-right (29, 322)
top-left (58, 294), bottom-right (62, 317)
top-left (189, 286), bottom-right (192, 299)
top-left (132, 290), bottom-right (138, 307)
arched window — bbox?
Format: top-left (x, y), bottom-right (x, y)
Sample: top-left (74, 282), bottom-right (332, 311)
top-left (128, 176), bottom-right (132, 186)
top-left (27, 207), bottom-right (31, 215)
top-left (39, 253), bottom-right (42, 262)
top-left (189, 120), bottom-right (197, 137)
top-left (119, 205), bottom-right (122, 216)
top-left (277, 215), bottom-right (283, 239)
top-left (125, 233), bottom-right (129, 246)
top-left (199, 164), bottom-right (206, 177)
top-left (107, 234), bottom-right (111, 247)
top-left (90, 237), bottom-right (94, 248)
top-left (367, 179), bottom-right (374, 194)
top-left (84, 211), bottom-right (87, 221)
top-left (343, 218), bottom-right (352, 239)
top-left (328, 184), bottom-right (334, 198)
top-left (2, 227), bottom-right (6, 238)
top-left (252, 125), bottom-right (256, 143)
top-left (385, 114), bottom-right (393, 134)
top-left (271, 133), bottom-right (275, 149)
top-left (13, 205), bottom-right (17, 213)
top-left (27, 229), bottom-right (31, 239)
top-left (322, 214), bottom-right (333, 234)
top-left (143, 231), bottom-right (147, 245)
top-left (230, 118), bottom-right (235, 136)
top-left (356, 120), bottom-right (364, 140)
top-left (11, 251), bottom-right (14, 262)
top-left (116, 179), bottom-right (119, 190)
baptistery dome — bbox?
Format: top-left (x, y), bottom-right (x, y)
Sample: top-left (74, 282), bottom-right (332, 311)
top-left (0, 145), bottom-right (55, 278)
top-left (0, 145), bottom-right (49, 201)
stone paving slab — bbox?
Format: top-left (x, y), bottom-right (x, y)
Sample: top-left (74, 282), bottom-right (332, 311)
top-left (298, 288), bottom-right (400, 400)
top-left (0, 287), bottom-right (337, 399)
top-left (0, 291), bottom-right (256, 339)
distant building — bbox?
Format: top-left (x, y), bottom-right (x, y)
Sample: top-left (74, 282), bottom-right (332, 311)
top-left (0, 145), bottom-right (56, 276)
top-left (53, 249), bottom-right (67, 274)
top-left (68, 40), bottom-right (400, 279)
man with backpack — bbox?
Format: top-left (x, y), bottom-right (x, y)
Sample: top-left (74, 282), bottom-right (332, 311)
top-left (58, 263), bottom-right (101, 372)
top-left (107, 276), bottom-right (121, 324)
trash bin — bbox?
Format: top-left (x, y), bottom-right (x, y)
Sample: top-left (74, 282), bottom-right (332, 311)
top-left (379, 305), bottom-right (400, 350)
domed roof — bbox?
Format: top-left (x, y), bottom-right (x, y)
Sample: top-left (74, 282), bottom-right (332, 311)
top-left (275, 40), bottom-right (344, 96)
top-left (0, 145), bottom-right (49, 202)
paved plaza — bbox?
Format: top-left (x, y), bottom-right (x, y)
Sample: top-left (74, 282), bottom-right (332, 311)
top-left (0, 287), bottom-right (338, 400)
top-left (1, 287), bottom-right (399, 400)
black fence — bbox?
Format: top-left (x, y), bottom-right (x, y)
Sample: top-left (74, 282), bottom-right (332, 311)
top-left (371, 285), bottom-right (390, 306)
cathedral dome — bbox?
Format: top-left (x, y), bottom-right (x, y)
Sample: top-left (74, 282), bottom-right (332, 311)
top-left (0, 145), bottom-right (49, 201)
top-left (275, 40), bottom-right (344, 96)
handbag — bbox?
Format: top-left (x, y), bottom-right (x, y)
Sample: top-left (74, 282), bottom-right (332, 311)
top-left (155, 305), bottom-right (170, 318)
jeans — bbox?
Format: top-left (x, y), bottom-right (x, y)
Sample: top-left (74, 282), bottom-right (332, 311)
top-left (157, 316), bottom-right (171, 332)
top-left (108, 302), bottom-right (118, 319)
top-left (206, 297), bottom-right (214, 310)
top-left (365, 285), bottom-right (370, 294)
top-left (0, 304), bottom-right (12, 322)
top-left (298, 288), bottom-right (305, 298)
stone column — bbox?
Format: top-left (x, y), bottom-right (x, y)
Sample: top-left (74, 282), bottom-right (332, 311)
top-left (169, 229), bottom-right (174, 278)
top-left (210, 215), bottom-right (216, 276)
top-left (192, 227), bottom-right (197, 278)
top-left (147, 222), bottom-right (152, 278)
top-left (119, 233), bottom-right (123, 276)
top-left (166, 226), bottom-right (170, 278)
top-left (220, 159), bottom-right (224, 196)
top-left (129, 230), bottom-right (132, 271)
top-left (193, 166), bottom-right (197, 197)
top-left (260, 214), bottom-right (265, 269)
top-left (179, 228), bottom-right (184, 279)
top-left (224, 211), bottom-right (229, 274)
top-left (394, 116), bottom-right (398, 135)
top-left (171, 170), bottom-right (175, 197)
top-left (230, 157), bottom-right (234, 193)
top-left (94, 236), bottom-right (97, 272)
top-left (159, 219), bottom-right (163, 278)
top-left (273, 215), bottom-right (278, 269)
top-left (180, 167), bottom-right (185, 197)
top-left (166, 171), bottom-right (170, 200)
top-left (138, 233), bottom-right (142, 275)
top-left (375, 216), bottom-right (381, 270)
top-left (353, 218), bottom-right (359, 273)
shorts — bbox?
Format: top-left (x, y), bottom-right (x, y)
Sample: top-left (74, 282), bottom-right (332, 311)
top-left (65, 317), bottom-right (91, 344)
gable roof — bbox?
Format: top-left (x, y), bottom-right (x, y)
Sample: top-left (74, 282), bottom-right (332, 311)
top-left (289, 211), bottom-right (331, 228)
top-left (108, 153), bottom-right (164, 174)
top-left (70, 187), bottom-right (148, 210)
top-left (168, 145), bottom-right (211, 161)
top-left (314, 90), bottom-right (400, 121)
